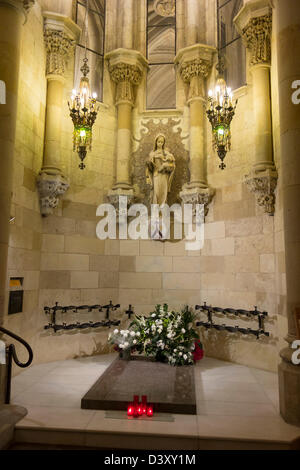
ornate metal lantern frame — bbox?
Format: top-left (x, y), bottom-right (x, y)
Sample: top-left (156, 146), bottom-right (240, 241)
top-left (68, 0), bottom-right (99, 169)
top-left (206, 59), bottom-right (238, 170)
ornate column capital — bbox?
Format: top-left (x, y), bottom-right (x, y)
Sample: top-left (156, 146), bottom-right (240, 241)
top-left (44, 29), bottom-right (74, 77)
top-left (175, 44), bottom-right (216, 102)
top-left (106, 48), bottom-right (148, 106)
top-left (234, 0), bottom-right (272, 66)
top-left (43, 13), bottom-right (80, 78)
top-left (109, 62), bottom-right (143, 106)
top-left (109, 62), bottom-right (143, 85)
top-left (178, 58), bottom-right (212, 83)
top-left (245, 167), bottom-right (278, 215)
top-left (242, 14), bottom-right (272, 66)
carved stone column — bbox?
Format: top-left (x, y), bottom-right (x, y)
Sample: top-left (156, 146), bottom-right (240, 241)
top-left (175, 44), bottom-right (216, 216)
top-left (0, 0), bottom-right (34, 328)
top-left (121, 0), bottom-right (134, 49)
top-left (37, 13), bottom-right (80, 216)
top-left (274, 0), bottom-right (300, 426)
top-left (106, 49), bottom-right (148, 207)
top-left (185, 0), bottom-right (199, 47)
top-left (235, 0), bottom-right (278, 215)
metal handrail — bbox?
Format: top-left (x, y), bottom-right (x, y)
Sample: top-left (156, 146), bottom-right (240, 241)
top-left (0, 326), bottom-right (33, 404)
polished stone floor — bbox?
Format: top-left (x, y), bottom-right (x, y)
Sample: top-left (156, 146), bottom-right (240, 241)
top-left (9, 354), bottom-right (300, 450)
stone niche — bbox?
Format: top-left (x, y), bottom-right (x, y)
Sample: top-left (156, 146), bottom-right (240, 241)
top-left (131, 118), bottom-right (190, 207)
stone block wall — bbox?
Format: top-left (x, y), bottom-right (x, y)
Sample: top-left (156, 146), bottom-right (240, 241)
top-left (4, 3), bottom-right (45, 365)
top-left (3, 2), bottom-right (119, 367)
top-left (2, 1), bottom-right (287, 374)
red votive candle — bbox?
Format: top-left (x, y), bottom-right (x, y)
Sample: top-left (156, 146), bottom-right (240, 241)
top-left (133, 395), bottom-right (139, 406)
top-left (141, 395), bottom-right (147, 414)
top-left (127, 403), bottom-right (134, 416)
top-left (133, 395), bottom-right (139, 417)
top-left (147, 405), bottom-right (153, 417)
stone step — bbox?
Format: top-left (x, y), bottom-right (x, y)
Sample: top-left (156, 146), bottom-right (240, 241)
top-left (0, 405), bottom-right (28, 450)
top-left (12, 424), bottom-right (296, 450)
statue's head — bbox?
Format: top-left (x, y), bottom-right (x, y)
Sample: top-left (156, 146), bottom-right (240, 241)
top-left (154, 134), bottom-right (166, 151)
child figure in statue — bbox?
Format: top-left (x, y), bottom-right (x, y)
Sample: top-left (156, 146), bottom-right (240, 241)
top-left (146, 134), bottom-right (176, 207)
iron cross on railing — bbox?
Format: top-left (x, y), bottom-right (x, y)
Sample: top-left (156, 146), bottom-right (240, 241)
top-left (125, 304), bottom-right (134, 320)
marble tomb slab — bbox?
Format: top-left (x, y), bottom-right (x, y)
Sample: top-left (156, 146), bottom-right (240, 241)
top-left (81, 356), bottom-right (196, 414)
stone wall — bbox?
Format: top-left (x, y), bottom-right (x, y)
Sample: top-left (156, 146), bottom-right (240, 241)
top-left (37, 21), bottom-right (118, 362)
top-left (3, 0), bottom-right (287, 374)
top-left (4, 2), bottom-right (45, 364)
top-left (3, 1), bottom-right (119, 367)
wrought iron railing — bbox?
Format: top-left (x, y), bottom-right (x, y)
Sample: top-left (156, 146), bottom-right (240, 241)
top-left (43, 300), bottom-right (122, 332)
top-left (0, 326), bottom-right (33, 404)
top-left (195, 303), bottom-right (270, 339)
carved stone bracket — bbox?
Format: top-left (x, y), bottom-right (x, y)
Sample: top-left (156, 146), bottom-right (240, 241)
top-left (180, 184), bottom-right (215, 217)
top-left (107, 187), bottom-right (135, 219)
top-left (44, 29), bottom-right (75, 77)
top-left (245, 168), bottom-right (278, 215)
top-left (242, 14), bottom-right (272, 66)
top-left (37, 172), bottom-right (69, 217)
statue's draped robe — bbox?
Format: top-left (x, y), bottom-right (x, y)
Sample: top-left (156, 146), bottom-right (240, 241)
top-left (146, 149), bottom-right (175, 206)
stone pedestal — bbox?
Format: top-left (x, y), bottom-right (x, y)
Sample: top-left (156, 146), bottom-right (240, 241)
top-left (175, 44), bottom-right (216, 216)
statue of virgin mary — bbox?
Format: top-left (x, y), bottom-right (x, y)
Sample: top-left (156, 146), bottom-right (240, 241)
top-left (146, 134), bottom-right (176, 207)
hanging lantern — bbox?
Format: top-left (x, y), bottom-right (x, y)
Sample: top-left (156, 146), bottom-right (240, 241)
top-left (206, 60), bottom-right (238, 170)
top-left (68, 58), bottom-right (99, 170)
top-left (68, 0), bottom-right (99, 170)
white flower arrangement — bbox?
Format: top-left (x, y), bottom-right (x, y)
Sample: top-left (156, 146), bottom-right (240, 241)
top-left (128, 304), bottom-right (200, 366)
top-left (108, 328), bottom-right (138, 351)
top-left (108, 305), bottom-right (200, 366)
